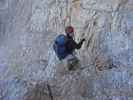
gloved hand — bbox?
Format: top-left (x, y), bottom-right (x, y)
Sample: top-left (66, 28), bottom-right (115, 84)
top-left (81, 38), bottom-right (86, 42)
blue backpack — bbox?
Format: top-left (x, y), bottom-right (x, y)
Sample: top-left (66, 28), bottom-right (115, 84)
top-left (53, 34), bottom-right (68, 60)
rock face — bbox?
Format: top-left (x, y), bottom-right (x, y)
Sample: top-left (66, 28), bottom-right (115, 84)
top-left (0, 0), bottom-right (133, 100)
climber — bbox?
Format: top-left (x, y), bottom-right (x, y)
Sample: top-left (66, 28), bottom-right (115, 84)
top-left (53, 26), bottom-right (85, 70)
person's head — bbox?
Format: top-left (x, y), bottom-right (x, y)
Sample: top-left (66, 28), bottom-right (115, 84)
top-left (65, 26), bottom-right (74, 37)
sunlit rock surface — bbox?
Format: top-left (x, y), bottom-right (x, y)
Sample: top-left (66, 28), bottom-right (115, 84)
top-left (0, 0), bottom-right (133, 100)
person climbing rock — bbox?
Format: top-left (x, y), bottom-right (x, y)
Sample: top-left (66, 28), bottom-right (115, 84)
top-left (53, 26), bottom-right (85, 70)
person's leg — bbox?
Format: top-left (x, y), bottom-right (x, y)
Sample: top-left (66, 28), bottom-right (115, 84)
top-left (66, 54), bottom-right (80, 71)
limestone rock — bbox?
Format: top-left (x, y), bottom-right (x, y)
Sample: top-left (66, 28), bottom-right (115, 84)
top-left (0, 0), bottom-right (133, 100)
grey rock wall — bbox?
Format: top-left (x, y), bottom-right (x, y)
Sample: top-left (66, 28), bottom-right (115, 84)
top-left (0, 0), bottom-right (133, 100)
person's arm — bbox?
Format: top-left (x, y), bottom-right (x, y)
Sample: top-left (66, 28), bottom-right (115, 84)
top-left (73, 38), bottom-right (85, 49)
